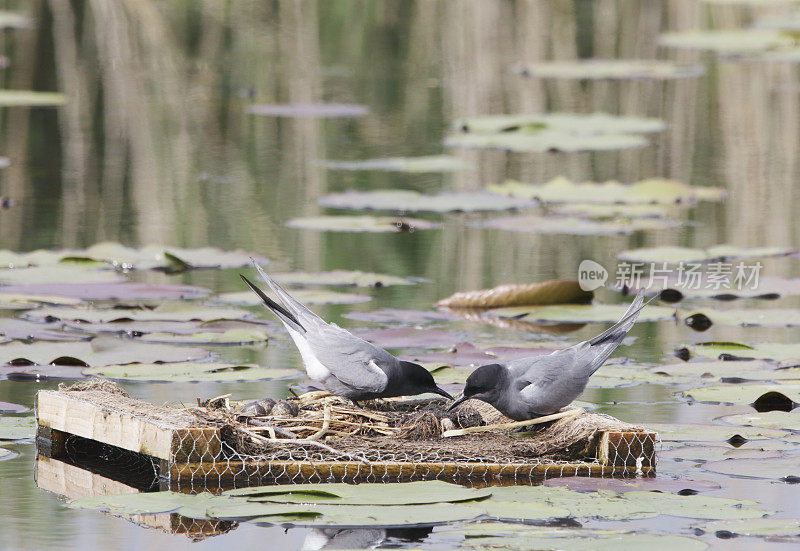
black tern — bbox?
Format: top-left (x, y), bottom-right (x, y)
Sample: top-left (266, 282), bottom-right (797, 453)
top-left (448, 291), bottom-right (650, 420)
top-left (241, 263), bottom-right (453, 403)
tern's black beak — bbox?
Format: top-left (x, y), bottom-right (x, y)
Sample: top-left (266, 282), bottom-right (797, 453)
top-left (434, 386), bottom-right (454, 400)
top-left (447, 394), bottom-right (469, 411)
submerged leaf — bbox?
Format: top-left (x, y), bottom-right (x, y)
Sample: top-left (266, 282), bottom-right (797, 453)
top-left (437, 280), bottom-right (592, 309)
top-left (287, 215), bottom-right (438, 233)
top-left (320, 155), bottom-right (470, 172)
top-left (318, 190), bottom-right (531, 213)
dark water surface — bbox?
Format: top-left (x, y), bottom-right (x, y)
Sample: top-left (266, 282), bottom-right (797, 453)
top-left (2, 1), bottom-right (800, 549)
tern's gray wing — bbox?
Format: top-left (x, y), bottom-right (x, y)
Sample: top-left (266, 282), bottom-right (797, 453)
top-left (305, 322), bottom-right (394, 393)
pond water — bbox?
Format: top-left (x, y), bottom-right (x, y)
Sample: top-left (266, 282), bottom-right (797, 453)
top-left (2, 1), bottom-right (800, 550)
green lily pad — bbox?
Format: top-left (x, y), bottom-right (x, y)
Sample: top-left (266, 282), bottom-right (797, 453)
top-left (627, 275), bottom-right (800, 300)
top-left (480, 500), bottom-right (571, 520)
top-left (684, 383), bottom-right (800, 405)
top-left (510, 59), bottom-right (704, 80)
top-left (452, 112), bottom-right (665, 135)
top-left (217, 289), bottom-right (370, 306)
top-left (703, 456), bottom-right (799, 480)
top-left (0, 338), bottom-right (209, 366)
top-left (26, 303), bottom-right (252, 323)
top-left (653, 360), bottom-right (800, 383)
top-left (552, 203), bottom-right (678, 219)
top-left (225, 481), bottom-right (491, 505)
top-left (84, 362), bottom-right (297, 382)
top-left (0, 416), bottom-right (35, 441)
top-left (719, 411), bottom-right (800, 430)
top-left (488, 177), bottom-right (725, 205)
top-left (645, 422), bottom-right (788, 442)
top-left (444, 131), bottom-right (649, 153)
top-left (0, 282), bottom-right (209, 300)
top-left (0, 266), bottom-right (124, 285)
top-left (659, 445), bottom-right (784, 462)
top-left (479, 213), bottom-right (673, 235)
top-left (136, 327), bottom-right (269, 345)
top-left (318, 190), bottom-right (531, 213)
top-left (320, 155), bottom-right (470, 172)
top-left (697, 518), bottom-right (800, 537)
top-left (688, 341), bottom-right (800, 362)
top-left (617, 245), bottom-right (796, 264)
top-left (690, 308), bottom-right (800, 328)
top-left (486, 303), bottom-right (675, 323)
top-left (658, 30), bottom-right (795, 53)
top-left (0, 90), bottom-right (66, 106)
top-left (0, 318), bottom-right (88, 342)
top-left (619, 490), bottom-right (769, 519)
top-left (0, 293), bottom-right (82, 309)
top-left (287, 215), bottom-right (438, 233)
top-left (68, 491), bottom-right (225, 515)
top-left (271, 270), bottom-right (414, 287)
top-left (466, 533), bottom-right (708, 551)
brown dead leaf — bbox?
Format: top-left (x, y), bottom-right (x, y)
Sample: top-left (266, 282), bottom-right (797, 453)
top-left (436, 280), bottom-right (592, 309)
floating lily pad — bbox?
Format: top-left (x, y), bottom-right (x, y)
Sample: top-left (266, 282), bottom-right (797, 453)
top-left (437, 280), bottom-right (592, 309)
top-left (658, 30), bottom-right (795, 53)
top-left (246, 103), bottom-right (368, 118)
top-left (84, 362), bottom-right (297, 382)
top-left (0, 90), bottom-right (66, 106)
top-left (684, 383), bottom-right (800, 405)
top-left (444, 131), bottom-right (649, 153)
top-left (479, 213), bottom-right (673, 235)
top-left (343, 309), bottom-right (458, 324)
top-left (320, 155), bottom-right (470, 172)
top-left (0, 266), bottom-right (124, 285)
top-left (271, 270), bottom-right (413, 287)
top-left (26, 303), bottom-right (252, 323)
top-left (0, 416), bottom-right (35, 441)
top-left (0, 11), bottom-right (33, 29)
top-left (68, 491), bottom-right (224, 516)
top-left (653, 360), bottom-right (800, 383)
top-left (287, 215), bottom-right (438, 233)
top-left (468, 533), bottom-right (708, 551)
top-left (543, 477), bottom-right (721, 493)
top-left (224, 481), bottom-right (491, 505)
top-left (452, 112), bottom-right (665, 136)
top-left (510, 59), bottom-right (704, 80)
top-left (645, 422), bottom-right (788, 442)
top-left (407, 342), bottom-right (553, 368)
top-left (617, 245), bottom-right (796, 263)
top-left (620, 491), bottom-right (770, 519)
top-left (720, 411), bottom-right (800, 430)
top-left (0, 293), bottom-right (81, 309)
top-left (697, 518), bottom-right (800, 537)
top-left (0, 401), bottom-right (27, 413)
top-left (552, 202), bottom-right (678, 219)
top-left (486, 303), bottom-right (675, 323)
top-left (625, 275), bottom-right (800, 300)
top-left (135, 327), bottom-right (269, 345)
top-left (688, 341), bottom-right (800, 362)
top-left (356, 328), bottom-right (461, 349)
top-left (217, 289), bottom-right (370, 306)
top-left (658, 445), bottom-right (784, 463)
top-left (0, 282), bottom-right (209, 300)
top-left (318, 190), bottom-right (531, 213)
top-left (488, 178), bottom-right (725, 205)
top-left (0, 338), bottom-right (209, 366)
top-left (0, 364), bottom-right (87, 381)
top-left (480, 500), bottom-right (571, 521)
top-left (689, 308), bottom-right (800, 328)
top-left (703, 456), bottom-right (799, 480)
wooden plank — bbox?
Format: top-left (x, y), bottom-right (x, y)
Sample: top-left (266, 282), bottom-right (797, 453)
top-left (35, 454), bottom-right (140, 499)
top-left (36, 425), bottom-right (68, 458)
top-left (597, 430), bottom-right (657, 469)
top-left (36, 390), bottom-right (178, 460)
top-left (172, 428), bottom-right (223, 463)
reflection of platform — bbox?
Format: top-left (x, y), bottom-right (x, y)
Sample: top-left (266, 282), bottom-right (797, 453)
top-left (36, 385), bottom-right (656, 490)
top-left (35, 454), bottom-right (236, 539)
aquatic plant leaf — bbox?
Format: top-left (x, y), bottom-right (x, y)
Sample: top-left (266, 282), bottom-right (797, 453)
top-left (719, 411), bottom-right (800, 430)
top-left (0, 447), bottom-right (13, 459)
top-left (688, 341), bottom-right (800, 362)
top-left (684, 383), bottom-right (800, 405)
top-left (0, 401), bottom-right (27, 413)
top-left (617, 245), bottom-right (795, 264)
top-left (0, 293), bottom-right (81, 309)
top-left (287, 215), bottom-right (438, 233)
top-left (444, 131), bottom-right (648, 153)
top-left (0, 282), bottom-right (209, 300)
top-left (249, 503), bottom-right (487, 527)
top-left (356, 328), bottom-right (462, 349)
top-left (26, 303), bottom-right (252, 323)
top-left (0, 11), bottom-right (32, 29)
top-left (406, 342), bottom-right (553, 368)
top-left (551, 202), bottom-right (678, 219)
top-left (703, 456), bottom-right (799, 480)
top-left (0, 90), bottom-right (66, 106)
top-left (135, 327), bottom-right (269, 345)
top-left (437, 280), bottom-right (592, 309)
top-left (452, 112), bottom-right (665, 135)
top-left (226, 481), bottom-right (491, 505)
top-left (320, 155), bottom-right (470, 172)
top-left (0, 364), bottom-right (87, 381)
top-left (688, 308), bottom-right (800, 328)
top-left (645, 422), bottom-right (787, 442)
top-left (343, 309), bottom-right (458, 324)
top-left (246, 103), bottom-right (368, 118)
top-left (658, 445), bottom-right (784, 462)
top-left (469, 533), bottom-right (709, 551)
top-left (0, 416), bottom-right (35, 440)
top-left (619, 491), bottom-right (769, 519)
top-left (271, 270), bottom-right (413, 287)
top-left (479, 213), bottom-right (673, 235)
top-left (511, 59), bottom-right (704, 80)
top-left (486, 303), bottom-right (675, 323)
top-left (658, 30), bottom-right (794, 53)
top-left (84, 362), bottom-right (298, 382)
top-left (68, 491), bottom-right (226, 515)
top-left (480, 501), bottom-right (571, 520)
top-left (488, 177), bottom-right (725, 205)
top-left (543, 477), bottom-right (721, 493)
top-left (697, 518), bottom-right (800, 537)
top-left (318, 190), bottom-right (531, 213)
top-left (217, 289), bottom-right (370, 306)
top-left (653, 360), bottom-right (800, 383)
top-left (0, 339), bottom-right (209, 366)
top-left (0, 266), bottom-right (124, 285)
top-left (624, 274), bottom-right (800, 300)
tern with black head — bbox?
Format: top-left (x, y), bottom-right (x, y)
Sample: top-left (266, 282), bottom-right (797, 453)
top-left (448, 291), bottom-right (650, 420)
top-left (241, 261), bottom-right (452, 403)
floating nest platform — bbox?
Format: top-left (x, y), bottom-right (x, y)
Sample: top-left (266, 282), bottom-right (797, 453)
top-left (35, 381), bottom-right (656, 490)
